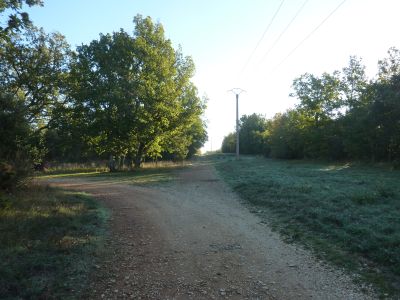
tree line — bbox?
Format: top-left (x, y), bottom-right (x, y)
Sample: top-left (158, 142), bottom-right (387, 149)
top-left (222, 50), bottom-right (400, 165)
top-left (1, 1), bottom-right (207, 188)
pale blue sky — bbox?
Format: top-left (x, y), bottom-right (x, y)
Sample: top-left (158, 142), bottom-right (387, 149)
top-left (26, 0), bottom-right (400, 151)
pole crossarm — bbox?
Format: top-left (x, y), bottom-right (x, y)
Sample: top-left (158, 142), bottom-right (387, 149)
top-left (228, 88), bottom-right (246, 95)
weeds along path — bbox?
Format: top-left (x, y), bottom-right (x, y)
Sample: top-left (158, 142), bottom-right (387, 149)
top-left (48, 162), bottom-right (374, 299)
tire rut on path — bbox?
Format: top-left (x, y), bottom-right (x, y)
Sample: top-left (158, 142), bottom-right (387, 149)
top-left (48, 163), bottom-right (374, 299)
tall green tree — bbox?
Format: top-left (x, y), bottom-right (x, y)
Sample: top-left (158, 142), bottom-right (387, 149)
top-left (341, 56), bottom-right (368, 110)
top-left (70, 15), bottom-right (206, 169)
top-left (292, 72), bottom-right (342, 126)
top-left (0, 25), bottom-right (70, 176)
top-left (1, 27), bottom-right (70, 128)
top-left (239, 113), bottom-right (269, 155)
top-left (290, 72), bottom-right (343, 158)
top-left (366, 75), bottom-right (400, 162)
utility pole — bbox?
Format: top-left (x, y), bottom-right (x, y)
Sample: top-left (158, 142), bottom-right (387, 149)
top-left (229, 88), bottom-right (245, 159)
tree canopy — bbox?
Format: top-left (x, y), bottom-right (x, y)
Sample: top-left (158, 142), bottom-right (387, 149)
top-left (0, 0), bottom-right (43, 38)
top-left (66, 15), bottom-right (206, 168)
top-left (1, 11), bottom-right (207, 188)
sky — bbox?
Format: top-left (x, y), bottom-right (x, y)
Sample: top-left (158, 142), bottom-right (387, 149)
top-left (25, 0), bottom-right (400, 152)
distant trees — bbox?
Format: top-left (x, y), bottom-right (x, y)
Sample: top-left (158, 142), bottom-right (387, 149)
top-left (222, 49), bottom-right (400, 165)
top-left (221, 114), bottom-right (269, 155)
top-left (238, 114), bottom-right (270, 155)
top-left (221, 132), bottom-right (236, 154)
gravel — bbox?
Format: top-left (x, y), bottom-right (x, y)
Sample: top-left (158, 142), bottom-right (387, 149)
top-left (49, 163), bottom-right (376, 299)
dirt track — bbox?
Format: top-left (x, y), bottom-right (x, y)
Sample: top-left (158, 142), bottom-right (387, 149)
top-left (49, 162), bottom-right (374, 299)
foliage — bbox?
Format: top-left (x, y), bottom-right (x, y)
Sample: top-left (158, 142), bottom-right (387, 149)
top-left (0, 0), bottom-right (43, 38)
top-left (1, 11), bottom-right (206, 187)
top-left (1, 27), bottom-right (70, 127)
top-left (0, 25), bottom-right (70, 187)
top-left (67, 15), bottom-right (206, 169)
top-left (216, 156), bottom-right (400, 297)
top-left (268, 110), bottom-right (306, 159)
top-left (0, 184), bottom-right (108, 298)
top-left (0, 92), bottom-right (31, 161)
top-left (341, 56), bottom-right (368, 110)
top-left (221, 48), bottom-right (400, 164)
top-left (221, 132), bottom-right (236, 153)
top-left (221, 113), bottom-right (269, 155)
top-left (378, 47), bottom-right (400, 82)
top-left (238, 113), bottom-right (270, 154)
top-left (291, 71), bottom-right (342, 125)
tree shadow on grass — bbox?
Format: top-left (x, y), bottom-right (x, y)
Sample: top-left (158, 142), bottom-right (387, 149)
top-left (0, 186), bottom-right (108, 299)
top-left (39, 166), bottom-right (185, 187)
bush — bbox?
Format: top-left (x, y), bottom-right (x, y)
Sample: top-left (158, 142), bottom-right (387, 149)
top-left (0, 162), bottom-right (16, 190)
top-left (0, 159), bottom-right (32, 191)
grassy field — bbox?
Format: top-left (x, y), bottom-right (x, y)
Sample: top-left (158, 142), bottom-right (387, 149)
top-left (41, 160), bottom-right (190, 176)
top-left (0, 184), bottom-right (108, 299)
top-left (38, 165), bottom-right (180, 187)
top-left (215, 155), bottom-right (400, 297)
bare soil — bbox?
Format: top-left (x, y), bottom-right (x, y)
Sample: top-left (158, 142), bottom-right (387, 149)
top-left (48, 162), bottom-right (375, 299)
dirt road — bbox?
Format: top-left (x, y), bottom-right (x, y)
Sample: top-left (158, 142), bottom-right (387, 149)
top-left (49, 162), bottom-right (373, 299)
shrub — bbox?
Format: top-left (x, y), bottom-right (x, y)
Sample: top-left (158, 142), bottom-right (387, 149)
top-left (0, 159), bottom-right (32, 191)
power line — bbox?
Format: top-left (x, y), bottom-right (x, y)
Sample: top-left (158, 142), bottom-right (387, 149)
top-left (273, 0), bottom-right (347, 71)
top-left (238, 0), bottom-right (285, 80)
top-left (259, 0), bottom-right (309, 65)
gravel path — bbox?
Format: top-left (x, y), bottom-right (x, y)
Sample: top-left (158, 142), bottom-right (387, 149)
top-left (49, 162), bottom-right (374, 299)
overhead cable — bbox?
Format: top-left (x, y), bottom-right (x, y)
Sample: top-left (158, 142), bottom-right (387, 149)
top-left (273, 0), bottom-right (347, 71)
top-left (238, 0), bottom-right (285, 80)
top-left (259, 0), bottom-right (309, 64)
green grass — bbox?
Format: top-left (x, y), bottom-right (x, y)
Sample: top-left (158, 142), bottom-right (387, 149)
top-left (0, 184), bottom-right (108, 299)
top-left (38, 165), bottom-right (181, 187)
top-left (215, 155), bottom-right (400, 298)
top-left (40, 160), bottom-right (190, 176)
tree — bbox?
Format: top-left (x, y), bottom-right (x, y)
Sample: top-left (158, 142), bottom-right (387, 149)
top-left (291, 72), bottom-right (342, 126)
top-left (0, 0), bottom-right (43, 39)
top-left (0, 25), bottom-right (70, 186)
top-left (268, 110), bottom-right (306, 159)
top-left (290, 72), bottom-right (343, 158)
top-left (239, 113), bottom-right (269, 155)
top-left (161, 92), bottom-right (208, 160)
top-left (343, 51), bottom-right (400, 162)
top-left (341, 56), bottom-right (368, 110)
top-left (366, 75), bottom-right (400, 162)
top-left (221, 132), bottom-right (236, 153)
top-left (0, 26), bottom-right (70, 164)
top-left (69, 15), bottom-right (206, 169)
top-left (186, 116), bottom-right (208, 158)
top-left (378, 47), bottom-right (400, 82)
top-left (1, 27), bottom-right (70, 128)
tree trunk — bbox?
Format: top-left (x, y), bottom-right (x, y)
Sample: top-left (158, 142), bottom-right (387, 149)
top-left (118, 155), bottom-right (125, 170)
top-left (133, 156), bottom-right (142, 169)
top-left (108, 154), bottom-right (116, 172)
top-left (123, 155), bottom-right (127, 169)
top-left (134, 146), bottom-right (144, 169)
